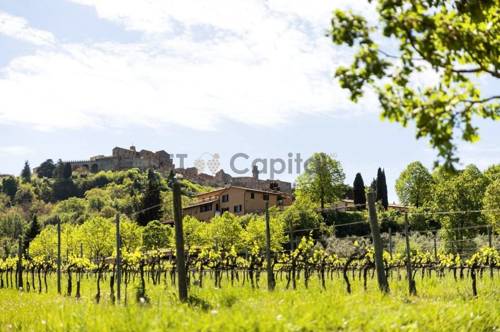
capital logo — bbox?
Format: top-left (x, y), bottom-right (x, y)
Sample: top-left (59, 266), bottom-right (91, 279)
top-left (194, 152), bottom-right (220, 175)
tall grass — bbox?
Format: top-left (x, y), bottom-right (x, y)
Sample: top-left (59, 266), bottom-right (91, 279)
top-left (0, 272), bottom-right (498, 331)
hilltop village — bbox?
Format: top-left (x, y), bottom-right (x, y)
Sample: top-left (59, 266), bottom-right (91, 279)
top-left (56, 145), bottom-right (292, 193)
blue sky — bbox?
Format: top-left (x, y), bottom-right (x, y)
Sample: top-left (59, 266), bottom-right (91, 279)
top-left (0, 0), bottom-right (499, 202)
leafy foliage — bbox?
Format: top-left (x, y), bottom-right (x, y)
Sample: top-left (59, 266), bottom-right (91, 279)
top-left (395, 161), bottom-right (433, 207)
top-left (296, 153), bottom-right (345, 209)
top-left (330, 0), bottom-right (500, 168)
top-left (482, 178), bottom-right (500, 232)
top-left (20, 161), bottom-right (31, 183)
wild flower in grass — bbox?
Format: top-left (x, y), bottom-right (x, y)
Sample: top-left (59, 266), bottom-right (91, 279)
top-left (139, 297), bottom-right (146, 304)
top-left (41, 320), bottom-right (47, 325)
top-left (210, 309), bottom-right (218, 315)
top-left (276, 314), bottom-right (284, 321)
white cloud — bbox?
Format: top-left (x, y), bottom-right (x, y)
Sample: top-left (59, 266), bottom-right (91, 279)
top-left (69, 0), bottom-right (376, 34)
top-left (0, 11), bottom-right (55, 46)
top-left (0, 1), bottom-right (378, 131)
top-left (458, 144), bottom-right (500, 169)
top-left (0, 145), bottom-right (33, 156)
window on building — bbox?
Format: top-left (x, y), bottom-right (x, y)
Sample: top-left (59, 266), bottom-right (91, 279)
top-left (263, 193), bottom-right (269, 201)
top-left (221, 207), bottom-right (230, 213)
top-left (234, 205), bottom-right (242, 213)
top-left (250, 192), bottom-right (255, 199)
top-left (222, 194), bottom-right (229, 202)
top-left (200, 203), bottom-right (213, 212)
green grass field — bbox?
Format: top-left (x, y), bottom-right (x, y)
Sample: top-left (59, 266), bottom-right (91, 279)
top-left (1, 273), bottom-right (499, 331)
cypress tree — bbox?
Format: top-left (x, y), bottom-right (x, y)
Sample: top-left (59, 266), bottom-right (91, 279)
top-left (54, 159), bottom-right (65, 179)
top-left (138, 169), bottom-right (162, 226)
top-left (370, 178), bottom-right (377, 193)
top-left (63, 163), bottom-right (73, 179)
top-left (376, 168), bottom-right (389, 210)
top-left (380, 169), bottom-right (389, 210)
top-left (21, 161), bottom-right (32, 183)
top-left (353, 173), bottom-right (366, 210)
top-left (376, 168), bottom-right (383, 202)
top-left (52, 161), bottom-right (77, 201)
top-left (24, 215), bottom-right (41, 252)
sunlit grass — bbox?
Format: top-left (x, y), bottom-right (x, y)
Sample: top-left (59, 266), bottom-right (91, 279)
top-left (0, 271), bottom-right (498, 331)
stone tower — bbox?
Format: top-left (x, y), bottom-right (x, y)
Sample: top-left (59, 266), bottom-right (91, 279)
top-left (252, 165), bottom-right (259, 180)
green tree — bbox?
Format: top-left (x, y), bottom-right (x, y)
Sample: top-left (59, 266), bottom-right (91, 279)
top-left (244, 214), bottom-right (286, 252)
top-left (0, 210), bottom-right (26, 257)
top-left (14, 184), bottom-right (35, 207)
top-left (279, 197), bottom-right (323, 240)
top-left (484, 164), bottom-right (500, 182)
top-left (183, 215), bottom-right (208, 250)
top-left (395, 161), bottom-right (433, 207)
top-left (29, 226), bottom-right (57, 263)
top-left (330, 1), bottom-right (499, 168)
top-left (52, 163), bottom-right (78, 201)
top-left (85, 188), bottom-right (112, 212)
top-left (138, 169), bottom-right (162, 226)
top-left (376, 168), bottom-right (388, 210)
top-left (37, 159), bottom-right (56, 178)
top-left (209, 213), bottom-right (243, 251)
top-left (24, 215), bottom-right (41, 251)
top-left (296, 153), bottom-right (345, 209)
top-left (142, 220), bottom-right (171, 251)
top-left (21, 161), bottom-right (31, 183)
top-left (53, 160), bottom-right (65, 179)
top-left (483, 179), bottom-right (500, 233)
top-left (119, 218), bottom-right (143, 254)
top-left (431, 165), bottom-right (489, 253)
top-left (79, 216), bottom-right (114, 261)
top-left (1, 176), bottom-right (18, 201)
top-left (352, 173), bottom-right (366, 210)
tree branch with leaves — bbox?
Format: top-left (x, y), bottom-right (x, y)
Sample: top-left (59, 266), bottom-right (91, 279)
top-left (330, 0), bottom-right (499, 169)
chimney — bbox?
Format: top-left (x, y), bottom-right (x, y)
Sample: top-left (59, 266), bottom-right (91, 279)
top-left (130, 145), bottom-right (136, 152)
top-left (252, 165), bottom-right (259, 180)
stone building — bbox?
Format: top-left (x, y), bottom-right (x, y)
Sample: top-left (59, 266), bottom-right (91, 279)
top-left (183, 185), bottom-right (293, 221)
top-left (50, 146), bottom-right (293, 194)
top-left (63, 146), bottom-right (174, 173)
top-left (175, 165), bottom-right (293, 193)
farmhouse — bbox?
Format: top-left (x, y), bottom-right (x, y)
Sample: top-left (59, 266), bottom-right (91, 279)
top-left (183, 185), bottom-right (293, 221)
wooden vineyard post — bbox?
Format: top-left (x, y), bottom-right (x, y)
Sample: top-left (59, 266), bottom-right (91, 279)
top-left (366, 190), bottom-right (389, 293)
top-left (388, 227), bottom-right (393, 259)
top-left (116, 214), bottom-right (122, 303)
top-left (433, 232), bottom-right (438, 262)
top-left (488, 226), bottom-right (493, 278)
top-left (57, 215), bottom-right (61, 295)
top-left (404, 213), bottom-right (417, 295)
top-left (265, 201), bottom-right (275, 291)
top-left (17, 235), bottom-right (23, 289)
top-left (172, 179), bottom-right (188, 302)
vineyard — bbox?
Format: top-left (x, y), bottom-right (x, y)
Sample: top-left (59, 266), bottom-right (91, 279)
top-left (1, 210), bottom-right (499, 331)
top-left (1, 232), bottom-right (498, 298)
top-left (0, 163), bottom-right (499, 331)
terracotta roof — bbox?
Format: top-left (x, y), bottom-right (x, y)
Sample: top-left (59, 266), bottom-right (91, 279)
top-left (184, 198), bottom-right (219, 209)
top-left (195, 185), bottom-right (289, 197)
